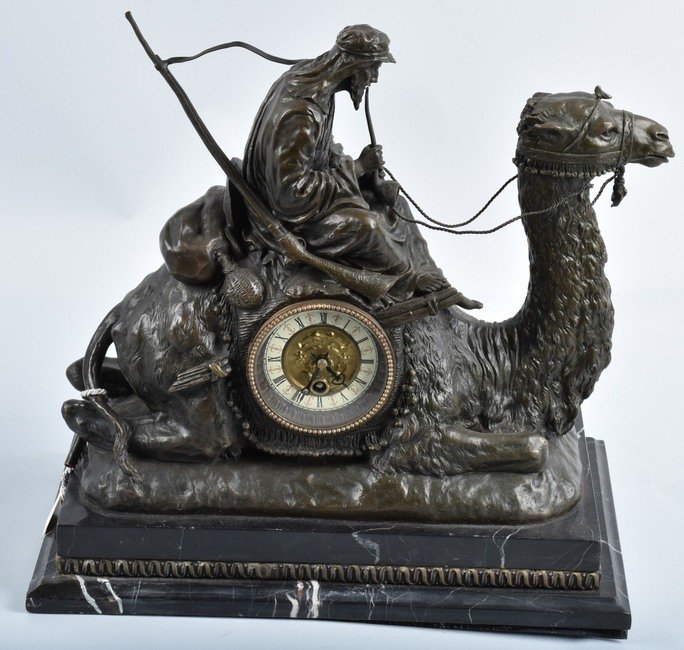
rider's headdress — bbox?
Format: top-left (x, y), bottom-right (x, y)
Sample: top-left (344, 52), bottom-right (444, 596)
top-left (335, 24), bottom-right (395, 63)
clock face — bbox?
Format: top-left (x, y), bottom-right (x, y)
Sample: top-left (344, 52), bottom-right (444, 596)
top-left (246, 300), bottom-right (396, 435)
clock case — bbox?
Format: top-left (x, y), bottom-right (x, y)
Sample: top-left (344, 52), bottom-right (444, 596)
top-left (30, 17), bottom-right (683, 637)
top-left (237, 295), bottom-right (405, 457)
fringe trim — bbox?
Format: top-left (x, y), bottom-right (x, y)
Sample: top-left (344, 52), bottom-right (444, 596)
top-left (513, 154), bottom-right (617, 179)
top-left (244, 425), bottom-right (390, 457)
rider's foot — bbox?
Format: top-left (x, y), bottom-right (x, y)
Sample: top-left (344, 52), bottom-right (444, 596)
top-left (454, 293), bottom-right (483, 310)
top-left (415, 273), bottom-right (450, 294)
top-left (415, 273), bottom-right (483, 310)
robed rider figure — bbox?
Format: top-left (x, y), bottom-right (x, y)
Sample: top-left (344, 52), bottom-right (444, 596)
top-left (242, 24), bottom-right (457, 300)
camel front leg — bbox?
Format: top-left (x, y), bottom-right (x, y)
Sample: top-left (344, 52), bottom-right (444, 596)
top-left (442, 425), bottom-right (548, 473)
top-left (371, 418), bottom-right (548, 476)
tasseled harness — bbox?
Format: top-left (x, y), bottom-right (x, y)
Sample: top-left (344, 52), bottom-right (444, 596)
top-left (513, 86), bottom-right (633, 207)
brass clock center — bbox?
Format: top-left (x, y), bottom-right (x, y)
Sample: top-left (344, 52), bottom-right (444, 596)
top-left (282, 325), bottom-right (361, 397)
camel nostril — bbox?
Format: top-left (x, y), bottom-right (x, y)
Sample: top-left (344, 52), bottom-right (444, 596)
top-left (655, 130), bottom-right (670, 142)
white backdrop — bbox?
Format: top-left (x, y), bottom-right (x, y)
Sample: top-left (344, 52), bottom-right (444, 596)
top-left (1, 1), bottom-right (682, 648)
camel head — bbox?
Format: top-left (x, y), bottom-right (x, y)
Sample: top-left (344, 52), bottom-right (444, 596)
top-left (515, 87), bottom-right (674, 180)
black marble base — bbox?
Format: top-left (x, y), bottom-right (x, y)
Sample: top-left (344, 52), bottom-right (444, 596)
top-left (26, 437), bottom-right (629, 638)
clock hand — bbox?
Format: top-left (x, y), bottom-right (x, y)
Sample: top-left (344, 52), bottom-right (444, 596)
top-left (319, 356), bottom-right (346, 386)
top-left (303, 367), bottom-right (320, 393)
top-left (304, 358), bottom-right (329, 394)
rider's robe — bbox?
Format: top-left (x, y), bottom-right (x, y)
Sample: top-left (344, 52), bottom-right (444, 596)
top-left (243, 55), bottom-right (445, 298)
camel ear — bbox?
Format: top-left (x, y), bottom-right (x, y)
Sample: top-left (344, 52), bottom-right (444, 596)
top-left (594, 86), bottom-right (612, 100)
top-left (532, 92), bottom-right (550, 98)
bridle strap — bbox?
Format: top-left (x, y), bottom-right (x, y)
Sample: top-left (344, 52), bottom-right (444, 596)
top-left (616, 110), bottom-right (634, 168)
top-left (516, 109), bottom-right (634, 171)
top-left (562, 97), bottom-right (604, 153)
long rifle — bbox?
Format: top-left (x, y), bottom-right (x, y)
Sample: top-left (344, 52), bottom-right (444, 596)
top-left (125, 12), bottom-right (396, 302)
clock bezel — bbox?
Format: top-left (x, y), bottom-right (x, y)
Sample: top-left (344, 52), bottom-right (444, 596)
top-left (246, 299), bottom-right (396, 435)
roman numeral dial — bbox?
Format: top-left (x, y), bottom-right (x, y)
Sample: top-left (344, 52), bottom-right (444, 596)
top-left (246, 300), bottom-right (396, 436)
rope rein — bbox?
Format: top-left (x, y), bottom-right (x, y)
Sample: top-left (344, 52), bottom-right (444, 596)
top-left (384, 168), bottom-right (519, 229)
top-left (383, 169), bottom-right (616, 236)
top-left (363, 85), bottom-right (631, 236)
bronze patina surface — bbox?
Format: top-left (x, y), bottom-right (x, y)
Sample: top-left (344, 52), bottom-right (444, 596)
top-left (78, 429), bottom-right (577, 522)
top-left (58, 25), bottom-right (673, 479)
top-left (27, 14), bottom-right (674, 638)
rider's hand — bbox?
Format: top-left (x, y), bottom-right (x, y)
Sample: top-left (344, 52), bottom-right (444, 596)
top-left (355, 144), bottom-right (384, 177)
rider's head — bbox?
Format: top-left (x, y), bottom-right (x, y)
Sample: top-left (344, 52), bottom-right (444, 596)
top-left (335, 24), bottom-right (395, 110)
top-left (286, 25), bottom-right (394, 111)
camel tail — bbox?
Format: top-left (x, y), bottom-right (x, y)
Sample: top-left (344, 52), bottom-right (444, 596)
top-left (68, 304), bottom-right (139, 480)
top-left (82, 304), bottom-right (120, 390)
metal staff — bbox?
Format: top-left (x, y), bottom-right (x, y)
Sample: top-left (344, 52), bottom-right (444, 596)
top-left (125, 12), bottom-right (396, 302)
top-left (364, 87), bottom-right (385, 179)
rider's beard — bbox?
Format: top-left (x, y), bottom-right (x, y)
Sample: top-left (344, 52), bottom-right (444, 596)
top-left (350, 74), bottom-right (365, 110)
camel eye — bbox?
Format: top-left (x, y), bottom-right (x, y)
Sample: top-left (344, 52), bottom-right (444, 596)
top-left (599, 124), bottom-right (619, 139)
top-left (533, 124), bottom-right (563, 140)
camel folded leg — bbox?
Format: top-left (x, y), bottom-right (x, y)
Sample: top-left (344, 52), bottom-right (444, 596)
top-left (61, 396), bottom-right (238, 462)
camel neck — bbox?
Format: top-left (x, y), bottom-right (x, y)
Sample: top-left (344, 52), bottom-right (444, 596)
top-left (518, 172), bottom-right (596, 283)
top-left (518, 171), bottom-right (590, 221)
top-left (517, 168), bottom-right (605, 305)
top-left (509, 169), bottom-right (614, 434)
